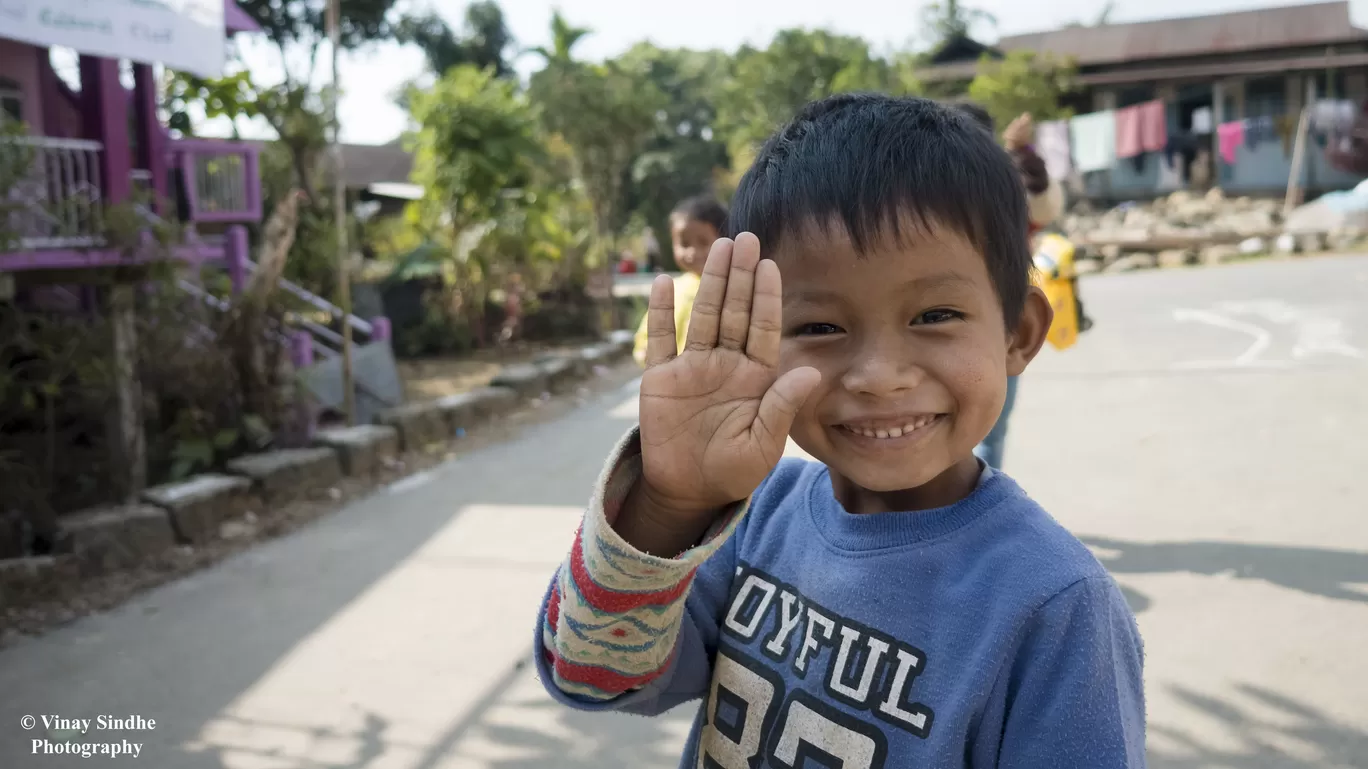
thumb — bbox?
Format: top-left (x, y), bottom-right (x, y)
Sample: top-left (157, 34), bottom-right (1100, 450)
top-left (754, 367), bottom-right (821, 447)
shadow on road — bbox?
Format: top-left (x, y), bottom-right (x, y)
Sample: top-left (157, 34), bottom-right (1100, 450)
top-left (0, 371), bottom-right (677, 769)
top-left (1149, 683), bottom-right (1368, 768)
top-left (1083, 536), bottom-right (1368, 604)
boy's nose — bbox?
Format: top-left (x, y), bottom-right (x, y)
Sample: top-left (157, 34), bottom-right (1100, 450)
top-left (840, 344), bottom-right (926, 398)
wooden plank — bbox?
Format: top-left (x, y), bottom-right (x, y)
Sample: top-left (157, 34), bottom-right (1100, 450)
top-left (1074, 230), bottom-right (1282, 252)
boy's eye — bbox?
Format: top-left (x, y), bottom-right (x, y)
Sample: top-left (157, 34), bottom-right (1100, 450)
top-left (913, 309), bottom-right (963, 325)
top-left (796, 322), bottom-right (844, 336)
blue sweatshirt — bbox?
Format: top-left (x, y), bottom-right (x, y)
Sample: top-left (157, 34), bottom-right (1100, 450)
top-left (535, 431), bottom-right (1146, 768)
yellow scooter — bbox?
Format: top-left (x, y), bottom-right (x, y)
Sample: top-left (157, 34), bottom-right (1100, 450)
top-left (1031, 233), bottom-right (1093, 351)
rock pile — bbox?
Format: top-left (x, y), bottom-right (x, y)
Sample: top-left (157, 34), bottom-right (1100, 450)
top-left (1060, 188), bottom-right (1366, 273)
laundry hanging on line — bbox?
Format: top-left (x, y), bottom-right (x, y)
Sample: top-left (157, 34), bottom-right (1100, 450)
top-left (1311, 99), bottom-right (1356, 135)
top-left (1274, 115), bottom-right (1299, 155)
top-left (1115, 100), bottom-right (1167, 159)
top-left (1217, 121), bottom-right (1245, 164)
top-left (1191, 107), bottom-right (1214, 135)
top-left (1069, 110), bottom-right (1117, 173)
top-left (1035, 120), bottom-right (1073, 180)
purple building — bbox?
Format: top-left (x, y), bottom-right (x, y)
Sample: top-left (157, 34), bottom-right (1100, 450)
top-left (0, 2), bottom-right (395, 502)
top-left (1, 0), bottom-right (264, 279)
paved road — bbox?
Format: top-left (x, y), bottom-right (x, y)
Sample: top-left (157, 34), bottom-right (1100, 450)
top-left (2, 253), bottom-right (1366, 768)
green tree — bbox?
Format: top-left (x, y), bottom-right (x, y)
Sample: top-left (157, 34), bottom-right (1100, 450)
top-left (613, 43), bottom-right (731, 267)
top-left (713, 29), bottom-right (917, 192)
top-left (528, 16), bottom-right (665, 278)
top-left (408, 66), bottom-right (542, 238)
top-left (966, 50), bottom-right (1077, 132)
top-left (163, 0), bottom-right (415, 293)
top-left (921, 0), bottom-right (996, 50)
top-left (406, 64), bottom-right (544, 344)
top-left (397, 1), bottom-right (514, 77)
top-left (529, 10), bottom-right (592, 65)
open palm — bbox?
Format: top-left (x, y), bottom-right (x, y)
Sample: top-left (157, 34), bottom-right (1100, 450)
top-left (638, 233), bottom-right (821, 514)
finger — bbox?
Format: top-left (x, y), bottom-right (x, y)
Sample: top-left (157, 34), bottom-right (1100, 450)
top-left (745, 258), bottom-right (784, 367)
top-left (753, 367), bottom-right (821, 450)
top-left (717, 232), bottom-right (761, 350)
top-left (684, 238), bottom-right (733, 352)
top-left (644, 274), bottom-right (679, 367)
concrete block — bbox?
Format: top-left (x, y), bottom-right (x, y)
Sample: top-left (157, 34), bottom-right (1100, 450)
top-left (436, 387), bottom-right (518, 432)
top-left (142, 474), bottom-right (256, 545)
top-left (57, 504), bottom-right (176, 574)
top-left (491, 363), bottom-right (550, 399)
top-left (374, 402), bottom-right (449, 452)
top-left (538, 357), bottom-right (579, 393)
top-left (313, 424), bottom-right (400, 477)
top-left (226, 448), bottom-right (342, 505)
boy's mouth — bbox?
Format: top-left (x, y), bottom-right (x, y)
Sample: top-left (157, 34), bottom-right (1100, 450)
top-left (836, 414), bottom-right (944, 440)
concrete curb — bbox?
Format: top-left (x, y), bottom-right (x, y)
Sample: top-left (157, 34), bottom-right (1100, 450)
top-left (142, 474), bottom-right (257, 545)
top-left (0, 334), bottom-right (640, 594)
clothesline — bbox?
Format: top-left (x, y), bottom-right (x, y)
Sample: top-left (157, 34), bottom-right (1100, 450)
top-left (1036, 98), bottom-right (1360, 176)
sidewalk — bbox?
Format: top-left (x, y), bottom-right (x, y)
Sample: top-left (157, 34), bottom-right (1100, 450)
top-left (0, 376), bottom-right (689, 769)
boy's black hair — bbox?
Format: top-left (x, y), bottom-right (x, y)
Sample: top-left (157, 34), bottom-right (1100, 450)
top-left (670, 196), bottom-right (729, 235)
top-left (726, 93), bottom-right (1033, 323)
top-left (952, 99), bottom-right (995, 134)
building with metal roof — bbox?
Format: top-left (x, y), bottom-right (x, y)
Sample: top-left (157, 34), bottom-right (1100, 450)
top-left (925, 1), bottom-right (1368, 200)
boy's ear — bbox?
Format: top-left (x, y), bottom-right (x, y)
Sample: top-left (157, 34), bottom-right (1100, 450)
top-left (1006, 286), bottom-right (1053, 376)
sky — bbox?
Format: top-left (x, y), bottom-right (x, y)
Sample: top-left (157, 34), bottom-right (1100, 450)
top-left (218, 0), bottom-right (1358, 145)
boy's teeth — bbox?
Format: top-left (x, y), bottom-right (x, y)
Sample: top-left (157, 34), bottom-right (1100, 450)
top-left (850, 416), bottom-right (936, 439)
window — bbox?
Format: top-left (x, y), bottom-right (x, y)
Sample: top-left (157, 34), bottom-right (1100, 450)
top-left (1311, 70), bottom-right (1347, 101)
top-left (1244, 76), bottom-right (1286, 119)
top-left (0, 77), bottom-right (22, 124)
top-left (1117, 86), bottom-right (1156, 108)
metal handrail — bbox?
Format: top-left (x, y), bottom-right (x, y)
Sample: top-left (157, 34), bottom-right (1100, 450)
top-left (242, 260), bottom-right (374, 337)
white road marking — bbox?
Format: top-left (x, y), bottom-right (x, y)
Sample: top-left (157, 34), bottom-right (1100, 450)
top-left (1220, 299), bottom-right (1365, 361)
top-left (1174, 300), bottom-right (1364, 369)
top-left (1173, 308), bottom-right (1273, 367)
top-left (1292, 317), bottom-right (1365, 360)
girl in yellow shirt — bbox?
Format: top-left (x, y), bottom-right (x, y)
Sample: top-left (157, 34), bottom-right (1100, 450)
top-left (633, 197), bottom-right (728, 366)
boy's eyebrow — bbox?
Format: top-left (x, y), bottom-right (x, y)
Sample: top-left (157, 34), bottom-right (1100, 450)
top-left (902, 272), bottom-right (978, 292)
top-left (784, 273), bottom-right (978, 305)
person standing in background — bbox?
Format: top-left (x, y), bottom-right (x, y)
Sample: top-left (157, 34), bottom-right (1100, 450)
top-left (632, 196), bottom-right (729, 367)
top-left (957, 106), bottom-right (1066, 469)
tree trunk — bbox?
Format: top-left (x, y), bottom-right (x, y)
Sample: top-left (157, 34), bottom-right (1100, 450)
top-left (107, 283), bottom-right (146, 503)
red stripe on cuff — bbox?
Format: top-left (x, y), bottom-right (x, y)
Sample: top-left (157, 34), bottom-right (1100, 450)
top-left (569, 527), bottom-right (696, 613)
top-left (551, 645), bottom-right (674, 694)
top-left (547, 583), bottom-right (561, 628)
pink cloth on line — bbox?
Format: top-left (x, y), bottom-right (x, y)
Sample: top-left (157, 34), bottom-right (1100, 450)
top-left (1115, 105), bottom-right (1143, 158)
top-left (1217, 121), bottom-right (1245, 165)
top-left (1115, 100), bottom-right (1168, 158)
top-left (1138, 100), bottom-right (1167, 153)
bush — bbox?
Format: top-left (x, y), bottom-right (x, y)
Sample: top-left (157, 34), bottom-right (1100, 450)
top-left (0, 271), bottom-right (299, 555)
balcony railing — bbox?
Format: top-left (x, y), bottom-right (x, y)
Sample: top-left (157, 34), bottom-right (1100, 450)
top-left (171, 139), bottom-right (262, 225)
top-left (1, 136), bottom-right (105, 250)
top-left (0, 136), bottom-right (264, 256)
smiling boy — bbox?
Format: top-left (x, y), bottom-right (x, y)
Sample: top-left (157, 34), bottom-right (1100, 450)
top-left (534, 94), bottom-right (1145, 768)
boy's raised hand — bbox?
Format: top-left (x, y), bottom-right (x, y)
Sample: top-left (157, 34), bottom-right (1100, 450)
top-left (628, 233), bottom-right (820, 549)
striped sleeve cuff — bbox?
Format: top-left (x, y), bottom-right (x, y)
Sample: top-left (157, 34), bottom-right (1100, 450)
top-left (541, 427), bottom-right (748, 701)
